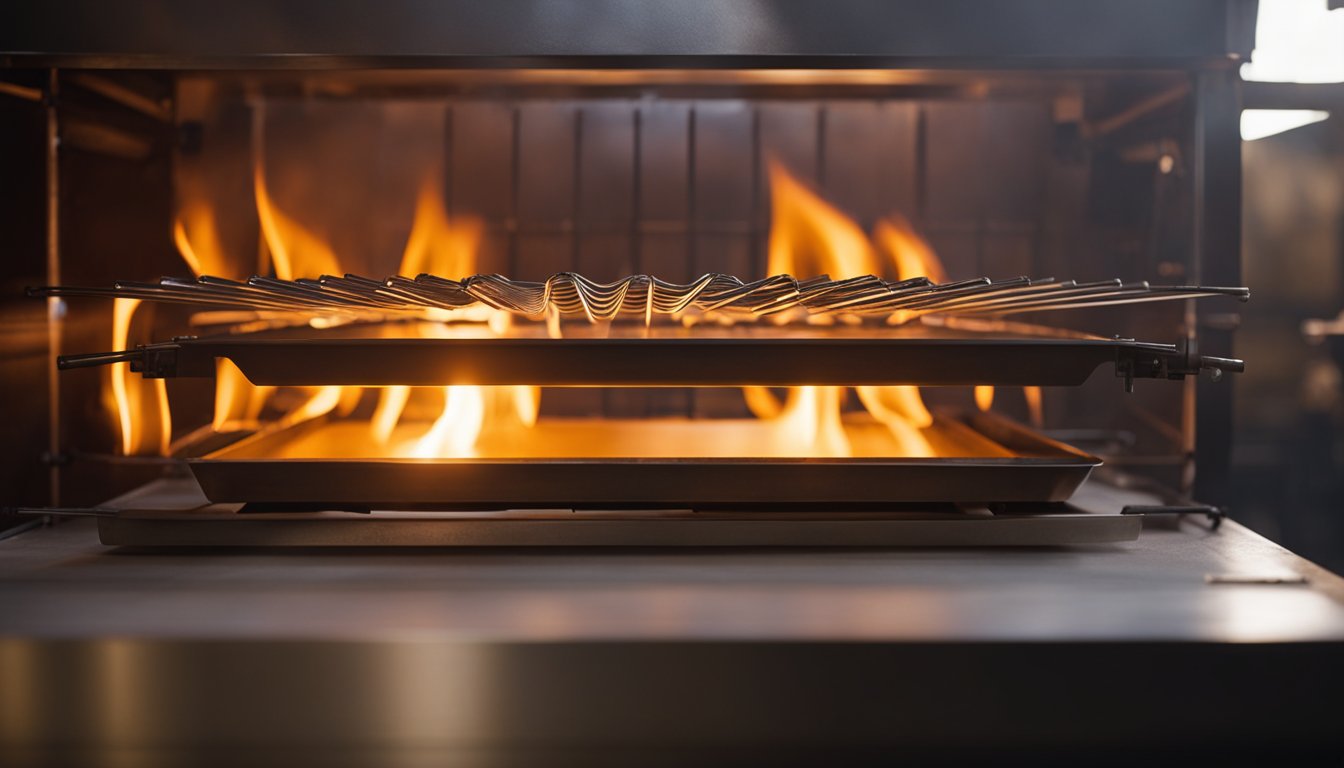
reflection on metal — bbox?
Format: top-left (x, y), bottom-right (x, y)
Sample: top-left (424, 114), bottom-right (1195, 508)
top-left (186, 411), bottom-right (1101, 507)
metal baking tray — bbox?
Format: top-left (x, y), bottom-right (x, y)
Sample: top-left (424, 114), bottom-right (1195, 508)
top-left (78, 325), bottom-right (1243, 387)
top-left (189, 411), bottom-right (1102, 507)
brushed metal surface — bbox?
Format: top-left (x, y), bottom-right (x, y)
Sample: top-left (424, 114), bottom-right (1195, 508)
top-left (2, 482), bottom-right (1341, 642)
top-left (3, 485), bottom-right (1343, 762)
top-left (96, 510), bottom-right (1141, 548)
top-left (0, 0), bottom-right (1256, 68)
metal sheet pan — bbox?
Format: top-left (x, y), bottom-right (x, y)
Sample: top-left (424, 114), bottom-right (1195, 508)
top-left (104, 331), bottom-right (1240, 387)
top-left (189, 411), bottom-right (1101, 507)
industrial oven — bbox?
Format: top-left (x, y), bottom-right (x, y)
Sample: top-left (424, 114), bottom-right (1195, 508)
top-left (9, 2), bottom-right (1344, 765)
top-left (0, 0), bottom-right (1255, 546)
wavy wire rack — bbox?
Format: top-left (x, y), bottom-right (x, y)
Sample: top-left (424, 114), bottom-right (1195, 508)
top-left (33, 272), bottom-right (1249, 324)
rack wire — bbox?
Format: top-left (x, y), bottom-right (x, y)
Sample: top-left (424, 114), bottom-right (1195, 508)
top-left (33, 272), bottom-right (1249, 326)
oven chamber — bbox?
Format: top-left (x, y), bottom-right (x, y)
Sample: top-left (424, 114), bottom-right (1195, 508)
top-left (0, 1), bottom-right (1251, 527)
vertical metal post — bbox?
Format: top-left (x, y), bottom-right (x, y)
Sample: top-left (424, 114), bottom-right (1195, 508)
top-left (913, 105), bottom-right (928, 228)
top-left (685, 105), bottom-right (697, 418)
top-left (507, 105), bottom-right (521, 278)
top-left (443, 105), bottom-right (455, 219)
top-left (44, 69), bottom-right (61, 505)
top-left (1191, 68), bottom-right (1242, 505)
top-left (631, 106), bottom-right (643, 274)
top-left (571, 107), bottom-right (583, 269)
top-left (749, 105), bottom-right (761, 277)
top-left (685, 106), bottom-right (698, 274)
top-left (815, 103), bottom-right (828, 188)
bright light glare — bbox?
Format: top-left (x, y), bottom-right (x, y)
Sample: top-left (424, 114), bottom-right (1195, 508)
top-left (1241, 109), bottom-right (1330, 141)
top-left (1241, 0), bottom-right (1344, 83)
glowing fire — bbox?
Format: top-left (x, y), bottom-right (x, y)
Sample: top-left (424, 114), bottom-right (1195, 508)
top-left (212, 359), bottom-right (274, 432)
top-left (399, 174), bottom-right (482, 279)
top-left (173, 200), bottom-right (236, 279)
top-left (171, 155), bottom-right (514, 456)
top-left (759, 159), bottom-right (937, 457)
top-left (150, 149), bottom-right (1033, 463)
top-left (253, 159), bottom-right (342, 282)
top-left (974, 385), bottom-right (995, 412)
top-left (370, 173), bottom-right (537, 457)
top-left (108, 298), bottom-right (170, 455)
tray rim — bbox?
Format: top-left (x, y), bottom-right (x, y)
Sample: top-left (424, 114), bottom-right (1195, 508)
top-left (188, 411), bottom-right (1102, 507)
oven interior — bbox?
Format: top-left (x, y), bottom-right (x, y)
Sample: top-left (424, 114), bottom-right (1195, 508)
top-left (0, 66), bottom-right (1245, 523)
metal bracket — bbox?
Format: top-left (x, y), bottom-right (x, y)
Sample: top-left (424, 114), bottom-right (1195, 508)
top-left (1115, 338), bottom-right (1243, 392)
top-left (1121, 503), bottom-right (1224, 530)
top-left (57, 342), bottom-right (181, 378)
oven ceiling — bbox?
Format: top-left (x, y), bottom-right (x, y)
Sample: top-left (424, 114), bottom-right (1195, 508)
top-left (1, 0), bottom-right (1256, 69)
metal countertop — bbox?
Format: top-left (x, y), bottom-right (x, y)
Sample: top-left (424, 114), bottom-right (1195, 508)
top-left (2, 513), bottom-right (1344, 642)
top-left (2, 494), bottom-right (1342, 763)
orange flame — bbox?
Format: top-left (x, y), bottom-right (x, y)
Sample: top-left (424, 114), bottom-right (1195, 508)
top-left (766, 159), bottom-right (879, 279)
top-left (410, 386), bottom-right (487, 458)
top-left (873, 214), bottom-right (947, 284)
top-left (254, 160), bottom-right (341, 281)
top-left (213, 359), bottom-right (274, 431)
top-left (761, 160), bottom-right (937, 456)
top-left (1024, 385), bottom-right (1044, 428)
top-left (173, 200), bottom-right (236, 279)
top-left (399, 174), bottom-right (482, 279)
top-left (109, 298), bottom-right (170, 455)
top-left (974, 385), bottom-right (995, 412)
top-left (371, 171), bottom-right (533, 456)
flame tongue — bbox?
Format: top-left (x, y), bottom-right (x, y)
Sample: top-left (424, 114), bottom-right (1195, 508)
top-left (380, 173), bottom-right (530, 456)
top-left (109, 298), bottom-right (170, 456)
top-left (166, 149), bottom-right (1011, 461)
top-left (766, 159), bottom-right (880, 281)
top-left (763, 160), bottom-right (941, 457)
top-left (253, 160), bottom-right (341, 282)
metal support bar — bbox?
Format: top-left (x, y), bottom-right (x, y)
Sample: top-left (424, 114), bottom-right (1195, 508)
top-left (1191, 69), bottom-right (1242, 505)
top-left (65, 72), bottom-right (172, 121)
top-left (44, 69), bottom-right (61, 506)
top-left (0, 79), bottom-right (42, 102)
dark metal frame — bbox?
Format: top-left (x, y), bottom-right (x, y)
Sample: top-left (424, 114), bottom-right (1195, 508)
top-left (63, 335), bottom-right (1243, 388)
top-left (1, 0), bottom-right (1257, 69)
top-left (1192, 69), bottom-right (1243, 503)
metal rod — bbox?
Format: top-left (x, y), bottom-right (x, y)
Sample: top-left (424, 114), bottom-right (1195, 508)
top-left (571, 106), bottom-right (583, 271)
top-left (631, 105), bottom-right (643, 274)
top-left (1084, 82), bottom-right (1192, 140)
top-left (57, 349), bottom-right (142, 370)
top-left (685, 105), bottom-right (698, 419)
top-left (45, 69), bottom-right (61, 506)
top-left (749, 105), bottom-right (762, 277)
top-left (0, 79), bottom-right (43, 102)
top-left (507, 104), bottom-right (521, 278)
top-left (66, 72), bottom-right (172, 121)
top-left (13, 507), bottom-right (117, 518)
top-left (34, 271), bottom-right (1249, 328)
